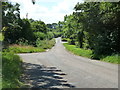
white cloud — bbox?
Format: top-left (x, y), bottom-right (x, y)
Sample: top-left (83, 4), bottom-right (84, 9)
top-left (8, 0), bottom-right (84, 24)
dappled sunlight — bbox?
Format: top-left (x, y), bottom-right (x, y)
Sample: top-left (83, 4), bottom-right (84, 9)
top-left (21, 62), bottom-right (75, 88)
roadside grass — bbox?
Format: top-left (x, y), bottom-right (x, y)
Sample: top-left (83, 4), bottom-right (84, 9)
top-left (2, 51), bottom-right (23, 88)
top-left (63, 43), bottom-right (119, 64)
top-left (63, 43), bottom-right (92, 58)
top-left (8, 45), bottom-right (45, 53)
top-left (101, 54), bottom-right (119, 64)
top-left (7, 39), bottom-right (56, 53)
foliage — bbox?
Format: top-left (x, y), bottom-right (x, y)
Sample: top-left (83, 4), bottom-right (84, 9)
top-left (2, 2), bottom-right (54, 46)
top-left (60, 2), bottom-right (120, 61)
top-left (74, 2), bottom-right (120, 57)
top-left (2, 2), bottom-right (35, 43)
top-left (61, 38), bottom-right (68, 42)
top-left (34, 32), bottom-right (47, 40)
top-left (2, 51), bottom-right (23, 88)
top-left (2, 2), bottom-right (21, 43)
top-left (16, 38), bottom-right (29, 46)
top-left (31, 20), bottom-right (47, 33)
top-left (46, 22), bottom-right (63, 38)
top-left (18, 19), bottom-right (35, 42)
top-left (36, 39), bottom-right (55, 49)
top-left (47, 32), bottom-right (54, 40)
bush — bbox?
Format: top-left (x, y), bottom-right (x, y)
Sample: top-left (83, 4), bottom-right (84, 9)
top-left (53, 32), bottom-right (61, 38)
top-left (2, 51), bottom-right (23, 88)
top-left (16, 38), bottom-right (29, 46)
top-left (61, 38), bottom-right (68, 42)
top-left (75, 41), bottom-right (79, 48)
top-left (36, 39), bottom-right (55, 49)
top-left (34, 32), bottom-right (47, 40)
top-left (68, 39), bottom-right (75, 45)
top-left (47, 32), bottom-right (54, 40)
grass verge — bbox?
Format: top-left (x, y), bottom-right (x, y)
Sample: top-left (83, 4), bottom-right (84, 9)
top-left (7, 39), bottom-right (56, 53)
top-left (63, 43), bottom-right (92, 58)
top-left (8, 45), bottom-right (45, 53)
top-left (63, 43), bottom-right (119, 64)
top-left (2, 51), bottom-right (23, 88)
top-left (101, 54), bottom-right (119, 64)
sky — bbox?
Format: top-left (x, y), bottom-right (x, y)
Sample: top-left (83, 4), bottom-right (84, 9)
top-left (8, 0), bottom-right (84, 24)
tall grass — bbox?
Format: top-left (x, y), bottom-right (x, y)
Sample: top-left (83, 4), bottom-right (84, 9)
top-left (2, 52), bottom-right (23, 88)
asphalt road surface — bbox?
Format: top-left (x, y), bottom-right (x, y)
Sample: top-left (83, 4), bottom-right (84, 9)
top-left (19, 37), bottom-right (118, 88)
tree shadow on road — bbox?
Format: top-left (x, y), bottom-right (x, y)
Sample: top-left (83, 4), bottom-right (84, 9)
top-left (21, 62), bottom-right (75, 89)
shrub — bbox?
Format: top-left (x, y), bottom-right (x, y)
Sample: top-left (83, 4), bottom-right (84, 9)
top-left (47, 32), bottom-right (54, 40)
top-left (34, 32), bottom-right (47, 40)
top-left (16, 38), bottom-right (29, 46)
top-left (68, 39), bottom-right (75, 45)
top-left (53, 32), bottom-right (61, 38)
top-left (36, 39), bottom-right (55, 49)
top-left (61, 38), bottom-right (68, 42)
top-left (75, 41), bottom-right (79, 48)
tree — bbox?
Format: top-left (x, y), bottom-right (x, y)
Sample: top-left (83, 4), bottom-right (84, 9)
top-left (74, 2), bottom-right (120, 58)
top-left (2, 2), bottom-right (21, 43)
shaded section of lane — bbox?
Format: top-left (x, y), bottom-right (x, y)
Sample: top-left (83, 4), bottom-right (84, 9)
top-left (21, 62), bottom-right (75, 88)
